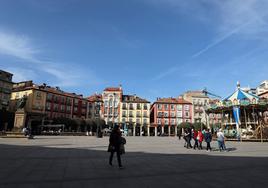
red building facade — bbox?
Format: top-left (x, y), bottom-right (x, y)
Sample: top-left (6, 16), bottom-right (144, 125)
top-left (150, 97), bottom-right (192, 136)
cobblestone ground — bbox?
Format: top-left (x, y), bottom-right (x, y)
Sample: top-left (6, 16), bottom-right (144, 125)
top-left (0, 136), bottom-right (268, 188)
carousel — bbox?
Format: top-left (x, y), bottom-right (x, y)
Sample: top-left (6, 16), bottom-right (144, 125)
top-left (206, 82), bottom-right (268, 141)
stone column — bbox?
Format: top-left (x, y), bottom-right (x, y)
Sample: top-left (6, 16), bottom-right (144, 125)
top-left (140, 126), bottom-right (143, 136)
top-left (133, 126), bottom-right (136, 136)
top-left (155, 127), bottom-right (157, 137)
top-left (147, 126), bottom-right (150, 136)
top-left (161, 126), bottom-right (164, 135)
top-left (175, 126), bottom-right (177, 137)
top-left (168, 126), bottom-right (171, 136)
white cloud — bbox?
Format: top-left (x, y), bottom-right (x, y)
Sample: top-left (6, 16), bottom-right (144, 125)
top-left (0, 30), bottom-right (102, 88)
top-left (5, 67), bottom-right (37, 82)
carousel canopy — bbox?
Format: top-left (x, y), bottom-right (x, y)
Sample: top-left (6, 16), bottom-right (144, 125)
top-left (224, 88), bottom-right (259, 102)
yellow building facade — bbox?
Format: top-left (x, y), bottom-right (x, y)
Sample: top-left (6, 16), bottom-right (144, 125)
top-left (119, 95), bottom-right (150, 136)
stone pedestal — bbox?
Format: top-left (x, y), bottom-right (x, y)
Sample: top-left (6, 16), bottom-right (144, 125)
top-left (14, 109), bottom-right (26, 130)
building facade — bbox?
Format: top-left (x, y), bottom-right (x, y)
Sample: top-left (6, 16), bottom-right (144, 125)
top-left (102, 86), bottom-right (122, 127)
top-left (119, 95), bottom-right (150, 136)
top-left (183, 91), bottom-right (210, 125)
top-left (256, 80), bottom-right (268, 95)
top-left (10, 81), bottom-right (89, 130)
top-left (0, 70), bottom-right (13, 110)
top-left (150, 97), bottom-right (192, 136)
top-left (87, 94), bottom-right (103, 119)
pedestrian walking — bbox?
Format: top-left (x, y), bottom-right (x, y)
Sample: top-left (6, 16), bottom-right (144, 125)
top-left (184, 128), bottom-right (192, 149)
top-left (204, 129), bottom-right (212, 152)
top-left (108, 125), bottom-right (124, 169)
top-left (192, 129), bottom-right (198, 149)
top-left (217, 129), bottom-right (227, 152)
top-left (197, 130), bottom-right (203, 150)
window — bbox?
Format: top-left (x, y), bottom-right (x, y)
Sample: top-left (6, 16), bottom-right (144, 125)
top-left (122, 118), bottom-right (126, 123)
top-left (104, 101), bottom-right (108, 107)
top-left (177, 111), bottom-right (182, 117)
top-left (171, 104), bottom-right (174, 110)
top-left (157, 112), bottom-right (163, 117)
top-left (137, 103), bottom-right (141, 109)
top-left (164, 119), bottom-right (169, 125)
top-left (109, 99), bottom-right (113, 107)
top-left (177, 105), bottom-right (182, 110)
top-left (143, 112), bottom-right (147, 117)
top-left (177, 118), bottom-right (182, 124)
top-left (143, 119), bottom-right (147, 123)
top-left (104, 107), bottom-right (108, 115)
top-left (54, 104), bottom-right (59, 111)
top-left (157, 104), bottom-right (162, 110)
top-left (36, 92), bottom-right (42, 100)
top-left (164, 104), bottom-right (168, 110)
top-left (184, 105), bottom-right (189, 110)
top-left (144, 104), bottom-right (148, 110)
top-left (185, 111), bottom-right (189, 117)
top-left (164, 112), bottom-right (168, 117)
top-left (109, 107), bottom-right (113, 115)
top-left (136, 119), bottom-right (140, 124)
top-left (157, 119), bottom-right (162, 124)
top-left (171, 112), bottom-right (175, 117)
top-left (171, 119), bottom-right (175, 125)
top-left (46, 103), bottom-right (50, 110)
top-left (122, 111), bottom-right (126, 117)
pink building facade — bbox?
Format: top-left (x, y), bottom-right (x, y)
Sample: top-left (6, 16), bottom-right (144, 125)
top-left (150, 97), bottom-right (192, 136)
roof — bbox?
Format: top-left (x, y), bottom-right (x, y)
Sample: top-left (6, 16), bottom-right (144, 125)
top-left (258, 91), bottom-right (268, 97)
top-left (122, 95), bottom-right (150, 103)
top-left (103, 87), bottom-right (122, 92)
top-left (87, 94), bottom-right (103, 102)
top-left (154, 97), bottom-right (191, 104)
top-left (177, 98), bottom-right (192, 104)
top-left (12, 81), bottom-right (87, 100)
top-left (224, 88), bottom-right (259, 101)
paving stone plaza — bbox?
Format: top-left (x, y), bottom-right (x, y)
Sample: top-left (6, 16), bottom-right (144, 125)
top-left (0, 136), bottom-right (268, 188)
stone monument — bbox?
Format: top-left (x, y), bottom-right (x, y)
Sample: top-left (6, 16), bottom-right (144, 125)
top-left (14, 95), bottom-right (27, 130)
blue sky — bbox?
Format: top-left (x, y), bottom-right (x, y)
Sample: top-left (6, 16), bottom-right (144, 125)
top-left (1, 0), bottom-right (268, 102)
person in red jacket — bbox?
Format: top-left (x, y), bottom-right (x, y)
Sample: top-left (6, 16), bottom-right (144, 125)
top-left (192, 129), bottom-right (198, 149)
top-left (197, 130), bottom-right (204, 150)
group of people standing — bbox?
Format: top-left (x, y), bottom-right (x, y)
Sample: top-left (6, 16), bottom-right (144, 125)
top-left (183, 127), bottom-right (227, 152)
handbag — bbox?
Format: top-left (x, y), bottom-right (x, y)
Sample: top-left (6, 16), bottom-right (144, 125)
top-left (107, 144), bottom-right (115, 152)
top-left (120, 144), bottom-right (125, 155)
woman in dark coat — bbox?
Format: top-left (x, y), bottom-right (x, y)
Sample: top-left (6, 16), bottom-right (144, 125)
top-left (108, 125), bottom-right (123, 168)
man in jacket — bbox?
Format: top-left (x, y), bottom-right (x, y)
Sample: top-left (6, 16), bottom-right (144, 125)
top-left (205, 129), bottom-right (212, 152)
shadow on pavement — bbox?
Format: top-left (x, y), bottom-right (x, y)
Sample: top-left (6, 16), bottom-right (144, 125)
top-left (0, 143), bottom-right (267, 188)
